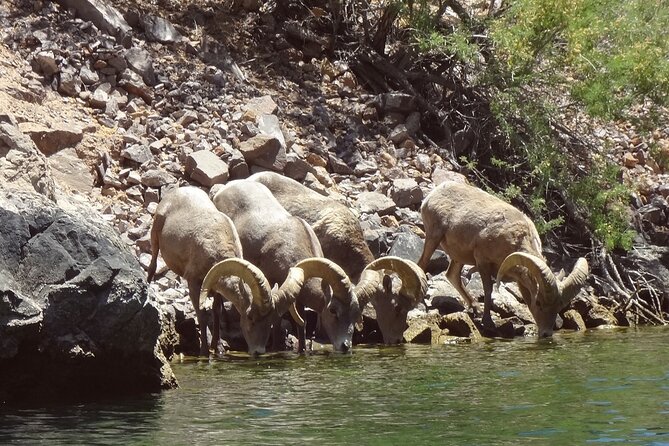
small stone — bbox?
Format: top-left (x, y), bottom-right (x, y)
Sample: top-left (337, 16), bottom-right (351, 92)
top-left (623, 152), bottom-right (638, 168)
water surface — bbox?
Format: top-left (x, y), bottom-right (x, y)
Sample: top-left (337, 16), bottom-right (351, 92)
top-left (2, 327), bottom-right (668, 445)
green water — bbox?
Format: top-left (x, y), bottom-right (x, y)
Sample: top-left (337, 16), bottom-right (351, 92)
top-left (1, 327), bottom-right (668, 445)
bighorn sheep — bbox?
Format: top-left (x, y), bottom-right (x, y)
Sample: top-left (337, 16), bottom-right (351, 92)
top-left (249, 171), bottom-right (428, 344)
top-left (212, 179), bottom-right (362, 352)
top-left (248, 171), bottom-right (374, 281)
top-left (417, 180), bottom-right (589, 337)
top-left (147, 186), bottom-right (268, 356)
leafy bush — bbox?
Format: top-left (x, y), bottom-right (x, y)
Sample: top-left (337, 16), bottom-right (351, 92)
top-left (400, 0), bottom-right (668, 250)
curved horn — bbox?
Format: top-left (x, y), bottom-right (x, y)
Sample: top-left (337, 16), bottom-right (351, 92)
top-left (293, 257), bottom-right (355, 303)
top-left (200, 258), bottom-right (274, 314)
top-left (363, 256), bottom-right (428, 302)
top-left (275, 267), bottom-right (307, 327)
top-left (558, 257), bottom-right (589, 304)
top-left (497, 252), bottom-right (559, 305)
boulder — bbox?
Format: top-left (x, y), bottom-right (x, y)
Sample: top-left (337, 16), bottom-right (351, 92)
top-left (0, 122), bottom-right (56, 199)
top-left (17, 122), bottom-right (84, 156)
top-left (439, 312), bottom-right (480, 338)
top-left (238, 134), bottom-right (286, 172)
top-left (185, 150), bottom-right (230, 187)
top-left (55, 0), bottom-right (132, 44)
top-left (356, 191), bottom-right (396, 215)
top-left (140, 14), bottom-right (182, 43)
top-left (0, 188), bottom-right (177, 404)
top-left (389, 178), bottom-right (423, 208)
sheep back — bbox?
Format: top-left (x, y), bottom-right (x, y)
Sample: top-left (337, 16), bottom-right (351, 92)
top-left (421, 181), bottom-right (543, 268)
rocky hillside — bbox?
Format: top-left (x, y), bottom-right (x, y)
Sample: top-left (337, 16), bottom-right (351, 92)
top-left (1, 0), bottom-right (668, 348)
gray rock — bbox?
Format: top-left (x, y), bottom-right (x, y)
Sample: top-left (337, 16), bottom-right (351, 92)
top-left (48, 148), bottom-right (95, 195)
top-left (257, 114), bottom-right (286, 148)
top-left (493, 284), bottom-right (534, 324)
top-left (58, 66), bottom-right (82, 97)
top-left (118, 70), bottom-right (153, 104)
top-left (125, 47), bottom-right (157, 85)
top-left (388, 231), bottom-right (423, 263)
top-left (227, 148), bottom-right (250, 180)
top-left (121, 144), bottom-right (152, 165)
top-left (243, 95), bottom-right (278, 119)
top-left (79, 65), bottom-right (99, 85)
top-left (377, 92), bottom-right (416, 113)
top-left (354, 158), bottom-right (378, 176)
top-left (140, 169), bottom-right (177, 188)
top-left (238, 134), bottom-right (286, 172)
top-left (572, 296), bottom-right (618, 328)
top-left (0, 188), bottom-right (177, 403)
top-left (389, 124), bottom-right (411, 145)
top-left (0, 122), bottom-right (34, 153)
top-left (32, 51), bottom-right (59, 77)
top-left (329, 153), bottom-right (354, 175)
top-left (55, 0), bottom-right (132, 43)
top-left (90, 83), bottom-right (112, 109)
top-left (140, 14), bottom-right (182, 43)
top-left (284, 152), bottom-right (315, 181)
top-left (0, 125), bottom-right (56, 200)
top-left (405, 111), bottom-right (421, 134)
top-left (185, 150), bottom-right (230, 187)
top-left (389, 178), bottom-right (423, 207)
top-left (562, 309), bottom-right (586, 331)
top-left (356, 191), bottom-right (396, 215)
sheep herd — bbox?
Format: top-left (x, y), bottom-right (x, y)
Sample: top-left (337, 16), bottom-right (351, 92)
top-left (147, 172), bottom-right (589, 356)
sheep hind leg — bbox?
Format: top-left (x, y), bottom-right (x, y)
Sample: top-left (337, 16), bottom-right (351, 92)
top-left (189, 281), bottom-right (211, 357)
top-left (445, 260), bottom-right (477, 310)
top-left (417, 231), bottom-right (443, 271)
top-left (146, 214), bottom-right (165, 283)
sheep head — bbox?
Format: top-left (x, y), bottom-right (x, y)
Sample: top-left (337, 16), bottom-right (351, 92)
top-left (355, 257), bottom-right (428, 344)
top-left (200, 258), bottom-right (304, 356)
top-left (288, 257), bottom-right (362, 352)
top-left (497, 252), bottom-right (589, 337)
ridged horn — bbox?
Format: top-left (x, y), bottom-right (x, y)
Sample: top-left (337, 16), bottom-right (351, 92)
top-left (200, 258), bottom-right (274, 314)
top-left (497, 252), bottom-right (559, 305)
top-left (363, 256), bottom-right (428, 302)
top-left (558, 257), bottom-right (589, 305)
top-left (275, 267), bottom-right (307, 327)
top-left (293, 257), bottom-right (355, 303)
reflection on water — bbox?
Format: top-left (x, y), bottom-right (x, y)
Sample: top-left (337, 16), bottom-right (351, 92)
top-left (1, 327), bottom-right (668, 445)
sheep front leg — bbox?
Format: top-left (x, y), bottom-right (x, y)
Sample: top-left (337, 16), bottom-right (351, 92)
top-left (210, 293), bottom-right (223, 355)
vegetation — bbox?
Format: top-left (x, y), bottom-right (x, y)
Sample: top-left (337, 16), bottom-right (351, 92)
top-left (395, 0), bottom-right (669, 251)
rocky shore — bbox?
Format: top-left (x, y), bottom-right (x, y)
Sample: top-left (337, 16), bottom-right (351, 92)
top-left (1, 0), bottom-right (667, 404)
